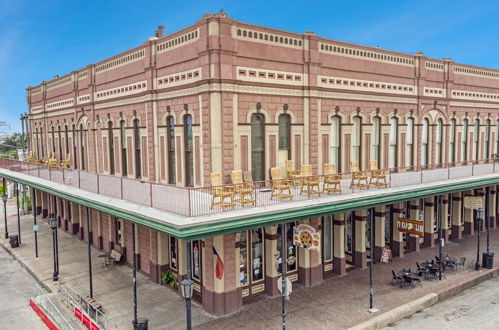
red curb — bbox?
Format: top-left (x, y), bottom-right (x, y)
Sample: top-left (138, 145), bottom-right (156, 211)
top-left (29, 298), bottom-right (59, 330)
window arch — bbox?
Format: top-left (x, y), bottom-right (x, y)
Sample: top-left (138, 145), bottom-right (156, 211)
top-left (436, 118), bottom-right (444, 165)
top-left (421, 118), bottom-right (429, 166)
top-left (330, 116), bottom-right (341, 171)
top-left (473, 119), bottom-right (480, 161)
top-left (133, 118), bottom-right (141, 179)
top-left (352, 116), bottom-right (362, 167)
top-left (389, 117), bottom-right (398, 168)
top-left (251, 113), bottom-right (265, 181)
top-left (166, 116), bottom-right (176, 184)
top-left (108, 121), bottom-right (115, 175)
top-left (120, 119), bottom-right (127, 176)
top-left (371, 116), bottom-right (381, 166)
top-left (278, 114), bottom-right (291, 160)
top-left (462, 119), bottom-right (468, 162)
top-left (449, 118), bottom-right (456, 163)
top-left (406, 117), bottom-right (414, 168)
top-left (184, 115), bottom-right (193, 187)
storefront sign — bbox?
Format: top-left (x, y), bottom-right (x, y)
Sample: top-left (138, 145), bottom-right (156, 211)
top-left (397, 218), bottom-right (424, 237)
top-left (464, 196), bottom-right (483, 210)
top-left (380, 248), bottom-right (392, 264)
top-left (293, 224), bottom-right (321, 252)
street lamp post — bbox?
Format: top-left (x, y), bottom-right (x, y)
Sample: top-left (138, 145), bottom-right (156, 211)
top-left (280, 222), bottom-right (288, 330)
top-left (438, 195), bottom-right (443, 281)
top-left (15, 183), bottom-right (21, 245)
top-left (475, 208), bottom-right (483, 271)
top-left (49, 215), bottom-right (58, 281)
top-left (2, 178), bottom-right (8, 239)
top-left (368, 209), bottom-right (375, 311)
top-left (180, 241), bottom-right (194, 330)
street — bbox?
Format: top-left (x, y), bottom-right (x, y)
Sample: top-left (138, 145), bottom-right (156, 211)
top-left (386, 277), bottom-right (499, 330)
top-left (0, 245), bottom-right (45, 330)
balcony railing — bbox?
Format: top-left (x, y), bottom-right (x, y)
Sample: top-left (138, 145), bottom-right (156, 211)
top-left (1, 158), bottom-right (498, 217)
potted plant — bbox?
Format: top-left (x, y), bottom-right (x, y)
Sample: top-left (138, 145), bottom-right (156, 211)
top-left (160, 269), bottom-right (178, 289)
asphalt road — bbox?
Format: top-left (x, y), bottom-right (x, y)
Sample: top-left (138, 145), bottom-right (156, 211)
top-left (0, 245), bottom-right (45, 330)
top-left (386, 277), bottom-right (499, 330)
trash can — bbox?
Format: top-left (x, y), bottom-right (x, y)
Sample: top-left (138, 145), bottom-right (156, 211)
top-left (9, 235), bottom-right (19, 248)
top-left (133, 318), bottom-right (149, 330)
top-left (482, 252), bottom-right (494, 269)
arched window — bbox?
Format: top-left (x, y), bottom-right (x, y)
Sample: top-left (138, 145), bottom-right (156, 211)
top-left (120, 119), bottom-right (127, 176)
top-left (421, 118), bottom-right (429, 166)
top-left (35, 127), bottom-right (40, 159)
top-left (251, 113), bottom-right (265, 181)
top-left (436, 118), bottom-right (444, 165)
top-left (389, 117), bottom-right (398, 168)
top-left (462, 119), bottom-right (469, 162)
top-left (496, 120), bottom-right (499, 156)
top-left (51, 125), bottom-right (56, 155)
top-left (79, 124), bottom-right (86, 170)
top-left (166, 116), bottom-right (176, 184)
top-left (352, 116), bottom-right (362, 166)
top-left (108, 121), bottom-right (115, 175)
top-left (184, 115), bottom-right (193, 187)
top-left (64, 125), bottom-right (69, 160)
top-left (406, 117), bottom-right (414, 168)
top-left (371, 117), bottom-right (381, 166)
top-left (473, 119), bottom-right (480, 161)
top-left (485, 119), bottom-right (491, 159)
top-left (57, 126), bottom-right (62, 161)
top-left (278, 114), bottom-right (291, 160)
top-left (449, 119), bottom-right (456, 163)
top-left (133, 118), bottom-right (141, 179)
top-left (72, 124), bottom-right (78, 169)
top-left (330, 116), bottom-right (341, 171)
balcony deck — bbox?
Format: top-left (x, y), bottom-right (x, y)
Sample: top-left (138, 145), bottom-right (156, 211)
top-left (1, 158), bottom-right (499, 240)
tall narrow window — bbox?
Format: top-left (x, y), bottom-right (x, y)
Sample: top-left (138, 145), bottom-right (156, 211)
top-left (72, 124), bottom-right (78, 169)
top-left (108, 121), bottom-right (115, 175)
top-left (473, 119), bottom-right (480, 161)
top-left (278, 114), bottom-right (291, 160)
top-left (184, 115), bottom-right (193, 187)
top-left (120, 120), bottom-right (127, 176)
top-left (51, 126), bottom-right (56, 154)
top-left (57, 126), bottom-right (62, 161)
top-left (133, 118), bottom-right (141, 179)
top-left (64, 125), bottom-right (69, 160)
top-left (35, 127), bottom-right (40, 159)
top-left (80, 123), bottom-right (86, 170)
top-left (496, 120), bottom-right (499, 156)
top-left (485, 119), bottom-right (491, 160)
top-left (421, 118), bottom-right (429, 166)
top-left (462, 119), bottom-right (468, 162)
top-left (389, 117), bottom-right (398, 168)
top-left (436, 118), bottom-right (443, 165)
top-left (330, 116), bottom-right (341, 171)
top-left (40, 128), bottom-right (45, 158)
top-left (166, 116), bottom-right (176, 184)
top-left (406, 117), bottom-right (414, 168)
top-left (251, 113), bottom-right (265, 181)
top-left (449, 119), bottom-right (456, 164)
top-left (352, 116), bottom-right (361, 165)
top-left (371, 116), bottom-right (381, 165)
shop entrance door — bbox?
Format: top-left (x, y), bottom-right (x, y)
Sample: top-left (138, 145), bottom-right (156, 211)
top-left (191, 240), bottom-right (202, 301)
top-left (240, 228), bottom-right (265, 300)
top-left (277, 223), bottom-right (299, 283)
top-left (322, 216), bottom-right (334, 274)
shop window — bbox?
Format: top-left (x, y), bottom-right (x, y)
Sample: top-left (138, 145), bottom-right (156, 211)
top-left (240, 228), bottom-right (264, 286)
top-left (323, 216), bottom-right (333, 261)
top-left (114, 218), bottom-right (123, 246)
top-left (191, 240), bottom-right (201, 281)
top-left (170, 237), bottom-right (178, 270)
top-left (277, 223), bottom-right (297, 273)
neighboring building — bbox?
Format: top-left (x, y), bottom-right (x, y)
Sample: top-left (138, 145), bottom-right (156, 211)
top-left (13, 12), bottom-right (499, 316)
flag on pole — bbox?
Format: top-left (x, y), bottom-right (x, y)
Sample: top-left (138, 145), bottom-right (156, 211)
top-left (213, 246), bottom-right (224, 280)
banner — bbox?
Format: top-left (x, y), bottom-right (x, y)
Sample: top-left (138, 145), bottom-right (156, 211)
top-left (397, 218), bottom-right (424, 237)
top-left (293, 224), bottom-right (321, 252)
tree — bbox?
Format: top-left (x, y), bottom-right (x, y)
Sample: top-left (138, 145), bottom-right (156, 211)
top-left (0, 133), bottom-right (23, 154)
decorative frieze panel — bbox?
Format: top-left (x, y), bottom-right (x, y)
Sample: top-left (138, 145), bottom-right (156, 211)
top-left (77, 94), bottom-right (90, 104)
top-left (156, 68), bottom-right (201, 89)
top-left (425, 61), bottom-right (444, 71)
top-left (237, 66), bottom-right (304, 86)
top-left (451, 89), bottom-right (499, 102)
top-left (46, 76), bottom-right (73, 90)
top-left (31, 106), bottom-right (44, 113)
top-left (94, 81), bottom-right (147, 101)
top-left (95, 49), bottom-right (145, 74)
top-left (318, 75), bottom-right (416, 95)
top-left (319, 42), bottom-right (414, 66)
top-left (156, 28), bottom-right (199, 53)
top-left (454, 66), bottom-right (499, 79)
top-left (46, 98), bottom-right (74, 111)
top-left (233, 27), bottom-right (303, 49)
top-left (423, 87), bottom-right (445, 97)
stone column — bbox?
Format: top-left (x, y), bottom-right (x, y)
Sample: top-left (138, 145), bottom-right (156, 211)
top-left (373, 206), bottom-right (385, 263)
top-left (463, 191), bottom-right (474, 235)
top-left (423, 198), bottom-right (435, 247)
top-left (151, 232), bottom-right (169, 284)
top-left (298, 218), bottom-right (324, 286)
top-left (62, 199), bottom-right (69, 232)
top-left (202, 234), bottom-right (241, 316)
top-left (35, 189), bottom-right (42, 215)
top-left (333, 213), bottom-right (346, 275)
top-left (442, 196), bottom-right (450, 241)
top-left (264, 225), bottom-right (279, 296)
top-left (96, 211), bottom-right (103, 250)
top-left (70, 202), bottom-right (79, 235)
top-left (408, 200), bottom-right (420, 252)
top-left (42, 191), bottom-right (48, 218)
top-left (490, 188), bottom-right (497, 229)
top-left (354, 210), bottom-right (367, 269)
top-left (391, 204), bottom-right (404, 257)
top-left (451, 193), bottom-right (463, 239)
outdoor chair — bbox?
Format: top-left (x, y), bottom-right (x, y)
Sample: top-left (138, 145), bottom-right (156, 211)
top-left (349, 161), bottom-right (369, 189)
top-left (210, 172), bottom-right (235, 210)
top-left (299, 165), bottom-right (320, 196)
top-left (322, 163), bottom-right (342, 194)
top-left (391, 270), bottom-right (403, 286)
top-left (456, 257), bottom-right (466, 271)
top-left (61, 153), bottom-right (71, 168)
top-left (26, 151), bottom-right (36, 163)
top-left (285, 160), bottom-right (301, 186)
top-left (47, 152), bottom-right (58, 167)
top-left (368, 160), bottom-right (388, 188)
top-left (270, 167), bottom-right (293, 200)
top-left (230, 170), bottom-right (255, 206)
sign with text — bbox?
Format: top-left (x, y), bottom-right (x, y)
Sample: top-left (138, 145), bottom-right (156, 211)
top-left (397, 218), bottom-right (424, 237)
top-left (293, 224), bottom-right (321, 252)
top-left (380, 248), bottom-right (392, 264)
top-left (464, 196), bottom-right (483, 210)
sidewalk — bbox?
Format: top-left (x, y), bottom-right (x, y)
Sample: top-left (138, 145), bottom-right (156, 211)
top-left (0, 199), bottom-right (213, 329)
top-left (1, 197), bottom-right (499, 330)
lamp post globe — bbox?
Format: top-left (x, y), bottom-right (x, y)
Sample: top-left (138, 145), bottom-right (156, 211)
top-left (180, 278), bottom-right (194, 299)
top-left (1, 194), bottom-right (7, 203)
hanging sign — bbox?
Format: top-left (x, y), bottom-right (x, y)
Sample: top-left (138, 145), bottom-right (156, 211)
top-left (277, 276), bottom-right (292, 297)
top-left (464, 196), bottom-right (483, 210)
top-left (397, 218), bottom-right (424, 237)
top-left (293, 224), bottom-right (321, 252)
top-left (380, 247), bottom-right (392, 264)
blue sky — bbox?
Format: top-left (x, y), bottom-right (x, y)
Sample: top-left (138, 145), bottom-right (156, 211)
top-left (1, 0), bottom-right (498, 133)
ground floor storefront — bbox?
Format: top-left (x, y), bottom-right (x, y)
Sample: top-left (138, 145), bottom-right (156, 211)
top-left (26, 185), bottom-right (499, 316)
